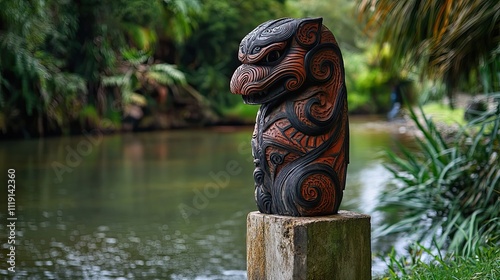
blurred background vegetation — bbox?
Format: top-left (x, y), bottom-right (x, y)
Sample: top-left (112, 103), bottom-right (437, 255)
top-left (1, 0), bottom-right (499, 277)
top-left (1, 0), bottom-right (498, 138)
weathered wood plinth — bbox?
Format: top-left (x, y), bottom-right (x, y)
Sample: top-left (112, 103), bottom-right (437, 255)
top-left (247, 211), bottom-right (371, 280)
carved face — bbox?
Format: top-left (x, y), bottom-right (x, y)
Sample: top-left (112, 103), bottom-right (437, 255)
top-left (230, 18), bottom-right (326, 104)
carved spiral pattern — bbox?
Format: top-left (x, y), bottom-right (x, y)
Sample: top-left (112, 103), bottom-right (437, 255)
top-left (253, 167), bottom-right (264, 184)
top-left (295, 20), bottom-right (320, 47)
top-left (255, 184), bottom-right (272, 213)
top-left (306, 44), bottom-right (342, 84)
top-left (284, 88), bottom-right (340, 136)
top-left (292, 164), bottom-right (340, 215)
top-left (230, 17), bottom-right (349, 217)
top-left (270, 152), bottom-right (284, 165)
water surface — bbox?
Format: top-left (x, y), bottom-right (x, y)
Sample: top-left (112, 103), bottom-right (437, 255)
top-left (0, 118), bottom-right (407, 278)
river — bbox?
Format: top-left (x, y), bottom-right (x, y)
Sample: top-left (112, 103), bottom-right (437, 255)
top-left (0, 117), bottom-right (409, 279)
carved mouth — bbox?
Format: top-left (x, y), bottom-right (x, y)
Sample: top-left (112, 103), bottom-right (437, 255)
top-left (243, 83), bottom-right (286, 105)
top-left (243, 91), bottom-right (268, 104)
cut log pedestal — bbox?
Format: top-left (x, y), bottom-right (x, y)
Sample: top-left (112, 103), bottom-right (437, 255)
top-left (247, 211), bottom-right (371, 280)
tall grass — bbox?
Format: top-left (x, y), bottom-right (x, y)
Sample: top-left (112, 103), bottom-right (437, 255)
top-left (380, 243), bottom-right (500, 279)
top-left (377, 93), bottom-right (500, 256)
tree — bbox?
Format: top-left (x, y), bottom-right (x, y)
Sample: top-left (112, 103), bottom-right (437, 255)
top-left (69, 0), bottom-right (201, 129)
top-left (357, 0), bottom-right (500, 107)
top-left (289, 0), bottom-right (365, 52)
top-left (179, 0), bottom-right (294, 110)
top-left (0, 0), bottom-right (201, 137)
top-left (0, 0), bottom-right (86, 136)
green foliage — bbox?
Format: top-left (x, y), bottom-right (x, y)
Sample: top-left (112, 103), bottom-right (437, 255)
top-left (0, 0), bottom-right (86, 135)
top-left (421, 103), bottom-right (466, 126)
top-left (149, 64), bottom-right (187, 86)
top-left (0, 0), bottom-right (201, 136)
top-left (79, 105), bottom-right (100, 128)
top-left (189, 63), bottom-right (232, 109)
top-left (480, 55), bottom-right (500, 94)
top-left (161, 0), bottom-right (201, 43)
top-left (289, 0), bottom-right (364, 52)
top-left (67, 0), bottom-right (178, 82)
top-left (222, 103), bottom-right (259, 123)
top-left (379, 95), bottom-right (500, 256)
top-left (102, 49), bottom-right (187, 104)
top-left (380, 243), bottom-right (500, 279)
top-left (357, 0), bottom-right (500, 104)
top-left (342, 46), bottom-right (399, 114)
top-left (207, 0), bottom-right (398, 115)
top-left (180, 0), bottom-right (293, 110)
top-left (417, 81), bottom-right (447, 104)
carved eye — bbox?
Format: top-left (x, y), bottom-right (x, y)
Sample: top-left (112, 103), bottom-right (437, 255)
top-left (265, 50), bottom-right (282, 63)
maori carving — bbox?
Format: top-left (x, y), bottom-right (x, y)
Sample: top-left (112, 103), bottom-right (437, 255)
top-left (230, 17), bottom-right (349, 216)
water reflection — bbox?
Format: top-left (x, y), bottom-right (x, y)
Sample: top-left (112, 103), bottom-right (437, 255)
top-left (0, 119), bottom-right (409, 278)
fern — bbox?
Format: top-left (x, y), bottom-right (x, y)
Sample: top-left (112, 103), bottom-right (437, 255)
top-left (148, 66), bottom-right (186, 86)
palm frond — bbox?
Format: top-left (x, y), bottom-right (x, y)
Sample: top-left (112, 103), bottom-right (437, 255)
top-left (357, 0), bottom-right (500, 92)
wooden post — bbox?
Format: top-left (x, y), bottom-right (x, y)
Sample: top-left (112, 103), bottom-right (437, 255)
top-left (247, 211), bottom-right (371, 280)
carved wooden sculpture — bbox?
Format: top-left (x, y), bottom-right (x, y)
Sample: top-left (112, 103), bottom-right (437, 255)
top-left (230, 17), bottom-right (349, 216)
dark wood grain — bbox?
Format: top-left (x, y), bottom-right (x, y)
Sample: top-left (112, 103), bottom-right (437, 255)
top-left (230, 17), bottom-right (349, 216)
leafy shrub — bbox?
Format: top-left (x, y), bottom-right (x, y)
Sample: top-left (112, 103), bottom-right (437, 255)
top-left (378, 94), bottom-right (500, 256)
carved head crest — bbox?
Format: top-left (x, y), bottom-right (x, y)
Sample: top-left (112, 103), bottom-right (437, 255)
top-left (230, 17), bottom-right (343, 105)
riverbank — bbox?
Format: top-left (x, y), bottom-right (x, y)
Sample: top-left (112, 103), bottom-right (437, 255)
top-left (2, 92), bottom-right (492, 141)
